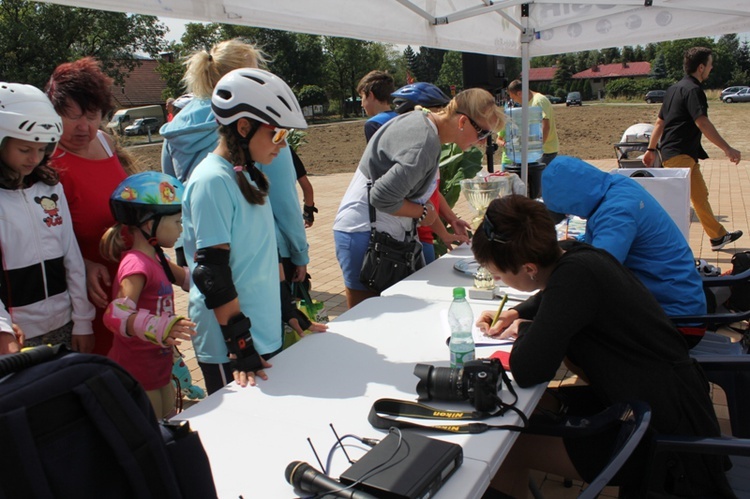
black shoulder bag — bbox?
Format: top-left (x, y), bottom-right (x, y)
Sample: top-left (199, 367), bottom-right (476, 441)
top-left (359, 181), bottom-right (424, 293)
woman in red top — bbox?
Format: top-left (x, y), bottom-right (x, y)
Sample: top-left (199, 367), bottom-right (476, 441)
top-left (45, 57), bottom-right (128, 355)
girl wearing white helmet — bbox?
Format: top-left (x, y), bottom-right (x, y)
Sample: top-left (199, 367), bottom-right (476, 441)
top-left (160, 40), bottom-right (322, 344)
top-left (0, 83), bottom-right (95, 354)
top-left (181, 68), bottom-right (307, 394)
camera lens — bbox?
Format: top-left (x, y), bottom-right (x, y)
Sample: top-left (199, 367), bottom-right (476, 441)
top-left (414, 364), bottom-right (466, 402)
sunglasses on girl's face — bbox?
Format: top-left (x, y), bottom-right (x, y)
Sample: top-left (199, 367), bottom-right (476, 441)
top-left (457, 112), bottom-right (492, 141)
top-left (261, 123), bottom-right (291, 144)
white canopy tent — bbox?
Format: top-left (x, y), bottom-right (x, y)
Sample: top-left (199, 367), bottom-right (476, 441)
top-left (33, 0), bottom-right (750, 186)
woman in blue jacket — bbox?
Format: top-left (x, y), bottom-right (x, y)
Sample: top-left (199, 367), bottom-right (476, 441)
top-left (542, 156), bottom-right (706, 346)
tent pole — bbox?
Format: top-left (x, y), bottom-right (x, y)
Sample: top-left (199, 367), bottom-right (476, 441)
top-left (520, 20), bottom-right (531, 197)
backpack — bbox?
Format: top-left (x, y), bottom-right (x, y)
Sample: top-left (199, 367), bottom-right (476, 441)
top-left (725, 251), bottom-right (750, 312)
top-left (0, 345), bottom-right (217, 499)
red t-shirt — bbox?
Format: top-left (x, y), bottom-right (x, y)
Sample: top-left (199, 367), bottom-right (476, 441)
top-left (108, 250), bottom-right (174, 391)
top-left (417, 187), bottom-right (442, 244)
top-left (51, 136), bottom-right (128, 355)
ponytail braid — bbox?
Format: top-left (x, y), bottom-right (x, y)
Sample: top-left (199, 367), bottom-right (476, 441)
top-left (219, 124), bottom-right (268, 205)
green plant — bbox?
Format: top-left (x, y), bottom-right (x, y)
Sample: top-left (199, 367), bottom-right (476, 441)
top-left (433, 143), bottom-right (484, 257)
top-left (439, 143), bottom-right (484, 207)
top-left (287, 130), bottom-right (308, 152)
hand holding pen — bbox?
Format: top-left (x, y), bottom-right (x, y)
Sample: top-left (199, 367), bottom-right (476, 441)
top-left (476, 294), bottom-right (520, 339)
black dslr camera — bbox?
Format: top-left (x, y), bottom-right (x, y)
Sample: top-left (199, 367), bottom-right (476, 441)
top-left (414, 358), bottom-right (503, 412)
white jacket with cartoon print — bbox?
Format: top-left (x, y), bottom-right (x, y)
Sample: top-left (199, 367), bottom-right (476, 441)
top-left (0, 181), bottom-right (94, 340)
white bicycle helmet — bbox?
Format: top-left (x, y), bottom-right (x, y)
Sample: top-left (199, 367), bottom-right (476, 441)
top-left (173, 93), bottom-right (194, 110)
top-left (0, 82), bottom-right (62, 144)
top-left (212, 68), bottom-right (307, 130)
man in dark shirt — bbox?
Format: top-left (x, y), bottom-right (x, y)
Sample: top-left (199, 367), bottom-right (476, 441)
top-left (643, 46), bottom-right (742, 251)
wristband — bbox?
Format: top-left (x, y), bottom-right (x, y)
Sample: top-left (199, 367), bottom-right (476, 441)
top-left (303, 204), bottom-right (318, 224)
top-left (220, 313), bottom-right (263, 373)
top-left (418, 204), bottom-right (428, 223)
top-left (646, 148), bottom-right (657, 152)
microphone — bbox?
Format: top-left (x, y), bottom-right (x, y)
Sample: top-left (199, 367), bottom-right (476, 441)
top-left (285, 461), bottom-right (377, 499)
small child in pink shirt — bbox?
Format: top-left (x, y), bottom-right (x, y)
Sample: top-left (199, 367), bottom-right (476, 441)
top-left (101, 171), bottom-right (195, 419)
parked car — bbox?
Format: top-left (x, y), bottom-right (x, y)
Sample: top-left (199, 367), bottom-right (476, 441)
top-left (722, 87), bottom-right (750, 103)
top-left (644, 90), bottom-right (666, 104)
top-left (720, 86), bottom-right (749, 100)
top-left (124, 117), bottom-right (160, 136)
top-left (566, 91), bottom-right (582, 106)
top-left (545, 94), bottom-right (564, 104)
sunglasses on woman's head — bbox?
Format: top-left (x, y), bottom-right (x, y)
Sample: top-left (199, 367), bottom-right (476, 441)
top-left (261, 123), bottom-right (291, 144)
top-left (456, 112), bottom-right (492, 141)
top-left (482, 215), bottom-right (510, 244)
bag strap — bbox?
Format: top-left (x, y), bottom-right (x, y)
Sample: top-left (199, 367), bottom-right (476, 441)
top-left (366, 181), bottom-right (376, 226)
top-left (368, 398), bottom-right (527, 434)
top-left (365, 180), bottom-right (418, 239)
top-left (80, 370), bottom-right (182, 498)
top-left (291, 280), bottom-right (314, 307)
top-left (0, 344), bottom-right (60, 378)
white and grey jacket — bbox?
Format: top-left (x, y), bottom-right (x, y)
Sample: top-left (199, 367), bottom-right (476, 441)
top-left (0, 181), bottom-right (94, 339)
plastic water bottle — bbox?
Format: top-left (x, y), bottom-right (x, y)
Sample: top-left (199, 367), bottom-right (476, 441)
top-left (448, 287), bottom-right (475, 369)
top-left (504, 106), bottom-right (543, 164)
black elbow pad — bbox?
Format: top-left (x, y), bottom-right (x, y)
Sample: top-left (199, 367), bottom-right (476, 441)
top-left (193, 247), bottom-right (238, 309)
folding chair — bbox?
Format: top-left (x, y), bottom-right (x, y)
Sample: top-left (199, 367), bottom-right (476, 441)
top-left (526, 401), bottom-right (652, 499)
top-left (671, 267), bottom-right (750, 356)
top-left (638, 356), bottom-right (750, 497)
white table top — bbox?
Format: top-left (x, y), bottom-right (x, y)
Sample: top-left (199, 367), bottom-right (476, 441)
top-left (178, 255), bottom-right (546, 499)
top-left (382, 244), bottom-right (536, 304)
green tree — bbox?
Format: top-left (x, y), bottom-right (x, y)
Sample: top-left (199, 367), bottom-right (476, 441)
top-left (0, 0), bottom-right (166, 89)
top-left (551, 54), bottom-right (574, 93)
top-left (412, 47), bottom-right (445, 83)
top-left (322, 36), bottom-right (392, 116)
top-left (622, 46), bottom-right (635, 63)
top-left (573, 50), bottom-right (592, 73)
top-left (297, 84), bottom-right (328, 119)
top-left (649, 53), bottom-right (668, 79)
top-left (180, 22), bottom-right (224, 52)
top-left (657, 38), bottom-right (714, 81)
top-left (403, 45), bottom-right (418, 79)
top-left (436, 51), bottom-right (463, 92)
top-left (155, 43), bottom-right (187, 100)
top-left (600, 47), bottom-right (621, 64)
top-left (219, 25), bottom-right (326, 89)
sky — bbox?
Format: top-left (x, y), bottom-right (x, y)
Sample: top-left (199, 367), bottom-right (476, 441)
top-left (161, 17), bottom-right (191, 43)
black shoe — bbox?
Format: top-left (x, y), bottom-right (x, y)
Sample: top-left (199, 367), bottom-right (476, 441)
top-left (711, 230), bottom-right (743, 251)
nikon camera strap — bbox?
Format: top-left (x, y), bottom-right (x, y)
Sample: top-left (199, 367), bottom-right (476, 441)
top-left (368, 398), bottom-right (528, 434)
top-left (368, 364), bottom-right (529, 434)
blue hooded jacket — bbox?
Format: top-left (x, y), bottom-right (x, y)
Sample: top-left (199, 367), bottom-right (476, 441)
top-left (160, 98), bottom-right (309, 265)
top-left (542, 156), bottom-right (706, 318)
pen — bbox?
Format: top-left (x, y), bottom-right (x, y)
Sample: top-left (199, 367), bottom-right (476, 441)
top-left (490, 294), bottom-right (508, 329)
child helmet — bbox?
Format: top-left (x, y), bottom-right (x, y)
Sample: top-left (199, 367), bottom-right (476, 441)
top-left (211, 68), bottom-right (307, 130)
top-left (392, 82), bottom-right (451, 114)
top-left (0, 82), bottom-right (62, 144)
top-left (110, 171), bottom-right (184, 227)
top-left (172, 93), bottom-right (194, 111)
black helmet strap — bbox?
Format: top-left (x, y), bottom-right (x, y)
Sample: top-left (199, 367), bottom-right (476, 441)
top-left (139, 216), bottom-right (177, 284)
top-left (233, 122), bottom-right (265, 187)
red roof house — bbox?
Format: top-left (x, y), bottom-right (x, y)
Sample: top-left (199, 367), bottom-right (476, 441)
top-left (528, 66), bottom-right (557, 84)
top-left (572, 61), bottom-right (651, 97)
top-left (110, 59), bottom-right (167, 110)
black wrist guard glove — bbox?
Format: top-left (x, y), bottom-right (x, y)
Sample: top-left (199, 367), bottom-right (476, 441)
top-left (303, 204), bottom-right (318, 225)
top-left (220, 313), bottom-right (263, 372)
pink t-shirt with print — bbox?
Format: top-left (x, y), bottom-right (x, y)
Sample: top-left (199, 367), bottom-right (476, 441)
top-left (108, 250), bottom-right (174, 391)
